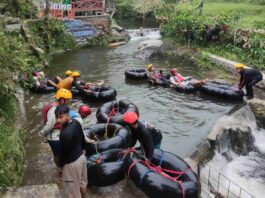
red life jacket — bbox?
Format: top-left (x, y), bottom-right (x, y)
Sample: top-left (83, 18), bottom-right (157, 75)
top-left (173, 73), bottom-right (184, 83)
top-left (43, 102), bottom-right (63, 130)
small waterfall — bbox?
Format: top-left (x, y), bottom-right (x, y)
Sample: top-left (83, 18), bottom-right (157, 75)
top-left (212, 105), bottom-right (256, 155)
top-left (127, 28), bottom-right (161, 40)
top-left (201, 105), bottom-right (265, 198)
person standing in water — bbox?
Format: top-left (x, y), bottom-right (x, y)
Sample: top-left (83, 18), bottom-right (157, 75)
top-left (55, 104), bottom-right (87, 198)
top-left (39, 88), bottom-right (72, 166)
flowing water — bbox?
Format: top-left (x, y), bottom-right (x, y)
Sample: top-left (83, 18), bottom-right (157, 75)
top-left (201, 106), bottom-right (265, 198)
top-left (22, 29), bottom-right (238, 195)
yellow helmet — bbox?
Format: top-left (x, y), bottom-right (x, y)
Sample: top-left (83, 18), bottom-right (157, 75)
top-left (55, 88), bottom-right (72, 100)
top-left (71, 71), bottom-right (81, 77)
top-left (65, 70), bottom-right (72, 76)
top-left (235, 63), bottom-right (245, 69)
top-left (147, 64), bottom-right (153, 71)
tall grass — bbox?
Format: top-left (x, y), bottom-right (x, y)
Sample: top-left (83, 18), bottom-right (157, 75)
top-left (178, 1), bottom-right (265, 28)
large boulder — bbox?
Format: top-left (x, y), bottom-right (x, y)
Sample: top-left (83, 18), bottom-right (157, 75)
top-left (208, 105), bottom-right (256, 155)
top-left (133, 39), bottom-right (165, 60)
top-left (110, 25), bottom-right (130, 43)
top-left (138, 39), bottom-right (163, 50)
top-left (222, 126), bottom-right (254, 155)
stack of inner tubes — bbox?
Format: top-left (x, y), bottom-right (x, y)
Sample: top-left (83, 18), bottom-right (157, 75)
top-left (29, 85), bottom-right (56, 93)
top-left (125, 149), bottom-right (198, 198)
top-left (200, 81), bottom-right (244, 100)
top-left (83, 123), bottom-right (130, 156)
top-left (87, 148), bottom-right (126, 187)
top-left (96, 99), bottom-right (139, 126)
top-left (80, 86), bottom-right (117, 102)
top-left (125, 69), bottom-right (148, 80)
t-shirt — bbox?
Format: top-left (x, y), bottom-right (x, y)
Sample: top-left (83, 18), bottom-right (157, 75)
top-left (59, 119), bottom-right (85, 167)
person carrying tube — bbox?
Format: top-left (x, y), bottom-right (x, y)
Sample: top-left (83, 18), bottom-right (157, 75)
top-left (123, 112), bottom-right (163, 160)
top-left (39, 88), bottom-right (72, 167)
top-left (235, 63), bottom-right (263, 100)
top-left (55, 104), bottom-right (87, 198)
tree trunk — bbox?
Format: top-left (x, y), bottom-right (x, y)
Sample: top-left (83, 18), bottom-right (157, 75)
top-left (45, 0), bottom-right (49, 17)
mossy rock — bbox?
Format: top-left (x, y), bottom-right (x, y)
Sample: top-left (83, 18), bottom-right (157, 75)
top-left (248, 99), bottom-right (265, 128)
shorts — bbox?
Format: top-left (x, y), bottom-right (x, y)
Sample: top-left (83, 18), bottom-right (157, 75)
top-left (48, 140), bottom-right (60, 156)
top-left (62, 154), bottom-right (87, 198)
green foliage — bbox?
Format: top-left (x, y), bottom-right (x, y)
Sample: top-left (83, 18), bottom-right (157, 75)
top-left (27, 18), bottom-right (76, 52)
top-left (160, 2), bottom-right (265, 69)
top-left (0, 31), bottom-right (40, 95)
top-left (1, 0), bottom-right (37, 19)
top-left (115, 0), bottom-right (135, 18)
top-left (86, 34), bottom-right (110, 46)
top-left (0, 96), bottom-right (26, 190)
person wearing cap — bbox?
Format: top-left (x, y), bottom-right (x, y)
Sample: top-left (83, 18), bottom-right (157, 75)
top-left (39, 88), bottom-right (72, 166)
top-left (55, 104), bottom-right (87, 198)
top-left (65, 70), bottom-right (72, 77)
top-left (52, 70), bottom-right (73, 83)
top-left (235, 63), bottom-right (263, 100)
top-left (169, 68), bottom-right (207, 87)
top-left (123, 112), bottom-right (162, 160)
top-left (146, 64), bottom-right (169, 87)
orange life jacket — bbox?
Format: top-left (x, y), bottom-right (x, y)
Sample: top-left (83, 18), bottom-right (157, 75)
top-left (57, 77), bottom-right (74, 90)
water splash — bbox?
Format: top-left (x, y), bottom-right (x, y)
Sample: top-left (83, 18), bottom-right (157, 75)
top-left (201, 105), bottom-right (265, 198)
top-left (127, 28), bottom-right (161, 40)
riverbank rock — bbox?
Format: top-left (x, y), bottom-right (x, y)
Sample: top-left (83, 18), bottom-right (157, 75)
top-left (208, 105), bottom-right (256, 155)
top-left (248, 98), bottom-right (265, 129)
top-left (224, 126), bottom-right (254, 155)
top-left (110, 25), bottom-right (130, 43)
top-left (133, 39), bottom-right (165, 60)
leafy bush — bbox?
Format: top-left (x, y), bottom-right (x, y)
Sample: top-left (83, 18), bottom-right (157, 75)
top-left (0, 96), bottom-right (26, 190)
top-left (160, 8), bottom-right (265, 69)
top-left (1, 0), bottom-right (37, 18)
top-left (0, 32), bottom-right (40, 95)
top-left (27, 18), bottom-right (76, 51)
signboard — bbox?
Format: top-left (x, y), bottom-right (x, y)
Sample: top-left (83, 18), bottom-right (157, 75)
top-left (64, 20), bottom-right (96, 38)
top-left (43, 0), bottom-right (72, 11)
top-left (71, 28), bottom-right (96, 38)
top-left (64, 20), bottom-right (93, 29)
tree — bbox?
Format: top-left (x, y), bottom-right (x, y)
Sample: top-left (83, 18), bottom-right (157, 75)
top-left (128, 0), bottom-right (162, 27)
top-left (106, 0), bottom-right (117, 18)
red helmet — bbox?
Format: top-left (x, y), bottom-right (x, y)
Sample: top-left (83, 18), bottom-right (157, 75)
top-left (124, 112), bottom-right (138, 124)
top-left (79, 105), bottom-right (91, 118)
top-left (170, 68), bottom-right (177, 74)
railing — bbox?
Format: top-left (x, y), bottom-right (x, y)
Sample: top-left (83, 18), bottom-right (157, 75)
top-left (199, 164), bottom-right (256, 198)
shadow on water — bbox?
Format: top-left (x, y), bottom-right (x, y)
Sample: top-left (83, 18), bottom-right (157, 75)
top-left (22, 30), bottom-right (241, 196)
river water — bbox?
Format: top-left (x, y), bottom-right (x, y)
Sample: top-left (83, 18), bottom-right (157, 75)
top-left (22, 29), bottom-right (237, 195)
